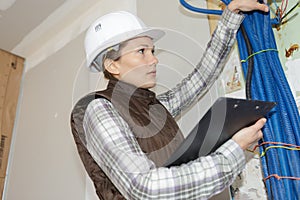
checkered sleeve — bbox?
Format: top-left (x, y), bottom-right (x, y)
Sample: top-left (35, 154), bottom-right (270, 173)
top-left (84, 98), bottom-right (246, 199)
top-left (157, 8), bottom-right (244, 117)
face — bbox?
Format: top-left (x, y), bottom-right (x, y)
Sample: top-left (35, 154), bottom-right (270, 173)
top-left (108, 36), bottom-right (158, 89)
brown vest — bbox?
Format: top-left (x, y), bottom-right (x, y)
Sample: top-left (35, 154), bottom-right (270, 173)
top-left (70, 80), bottom-right (184, 199)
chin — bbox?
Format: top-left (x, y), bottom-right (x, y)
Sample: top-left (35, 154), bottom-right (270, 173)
top-left (141, 81), bottom-right (156, 89)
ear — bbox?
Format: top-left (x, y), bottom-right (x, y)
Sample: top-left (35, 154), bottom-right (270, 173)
top-left (103, 58), bottom-right (120, 75)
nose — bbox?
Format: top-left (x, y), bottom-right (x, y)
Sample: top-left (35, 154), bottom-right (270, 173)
top-left (149, 53), bottom-right (159, 66)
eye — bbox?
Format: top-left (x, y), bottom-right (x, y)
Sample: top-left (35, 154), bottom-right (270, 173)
top-left (151, 48), bottom-right (155, 55)
top-left (138, 48), bottom-right (145, 54)
top-left (137, 47), bottom-right (155, 55)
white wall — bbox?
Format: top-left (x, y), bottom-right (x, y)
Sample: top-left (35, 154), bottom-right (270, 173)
top-left (137, 0), bottom-right (219, 136)
top-left (6, 33), bottom-right (88, 200)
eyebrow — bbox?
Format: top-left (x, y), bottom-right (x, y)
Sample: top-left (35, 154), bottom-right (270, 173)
top-left (120, 44), bottom-right (156, 56)
top-left (138, 44), bottom-right (155, 49)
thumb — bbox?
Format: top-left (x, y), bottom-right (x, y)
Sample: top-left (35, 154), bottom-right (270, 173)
top-left (253, 118), bottom-right (267, 131)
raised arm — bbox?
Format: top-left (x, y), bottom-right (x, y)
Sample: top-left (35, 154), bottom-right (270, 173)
top-left (158, 0), bottom-right (268, 117)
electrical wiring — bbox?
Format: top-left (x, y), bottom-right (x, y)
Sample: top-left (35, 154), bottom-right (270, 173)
top-left (239, 25), bottom-right (253, 99)
top-left (264, 174), bottom-right (300, 181)
top-left (240, 49), bottom-right (278, 63)
top-left (281, 0), bottom-right (300, 20)
top-left (179, 0), bottom-right (223, 15)
top-left (247, 141), bottom-right (300, 157)
top-left (253, 141), bottom-right (300, 151)
top-left (260, 145), bottom-right (300, 157)
top-left (179, 0), bottom-right (300, 199)
top-left (236, 9), bottom-right (300, 199)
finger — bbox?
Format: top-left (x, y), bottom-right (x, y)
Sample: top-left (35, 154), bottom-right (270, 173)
top-left (257, 4), bottom-right (269, 12)
top-left (253, 118), bottom-right (267, 131)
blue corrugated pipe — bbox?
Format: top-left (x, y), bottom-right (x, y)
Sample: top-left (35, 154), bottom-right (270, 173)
top-left (179, 0), bottom-right (300, 199)
top-left (179, 0), bottom-right (222, 15)
top-left (236, 5), bottom-right (300, 200)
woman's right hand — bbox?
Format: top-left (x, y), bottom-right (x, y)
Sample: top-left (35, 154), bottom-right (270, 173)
top-left (232, 118), bottom-right (267, 150)
top-left (228, 0), bottom-right (269, 14)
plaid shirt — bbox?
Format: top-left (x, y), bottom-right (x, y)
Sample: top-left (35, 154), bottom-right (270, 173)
top-left (84, 8), bottom-right (245, 200)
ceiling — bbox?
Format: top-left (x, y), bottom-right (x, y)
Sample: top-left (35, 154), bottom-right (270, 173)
top-left (0, 0), bottom-right (66, 52)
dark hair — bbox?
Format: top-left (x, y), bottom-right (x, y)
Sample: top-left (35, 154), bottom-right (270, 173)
top-left (102, 49), bottom-right (119, 79)
top-left (102, 42), bottom-right (128, 79)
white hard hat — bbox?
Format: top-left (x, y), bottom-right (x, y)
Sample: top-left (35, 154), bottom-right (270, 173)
top-left (84, 11), bottom-right (165, 72)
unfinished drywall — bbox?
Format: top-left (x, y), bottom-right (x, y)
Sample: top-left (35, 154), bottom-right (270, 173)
top-left (0, 49), bottom-right (24, 199)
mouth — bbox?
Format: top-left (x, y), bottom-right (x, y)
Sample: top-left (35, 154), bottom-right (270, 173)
top-left (147, 70), bottom-right (156, 76)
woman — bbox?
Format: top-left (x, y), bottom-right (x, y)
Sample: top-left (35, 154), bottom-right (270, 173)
top-left (71, 0), bottom-right (269, 199)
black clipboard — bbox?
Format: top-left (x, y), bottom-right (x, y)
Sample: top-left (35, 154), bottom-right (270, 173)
top-left (164, 97), bottom-right (276, 167)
